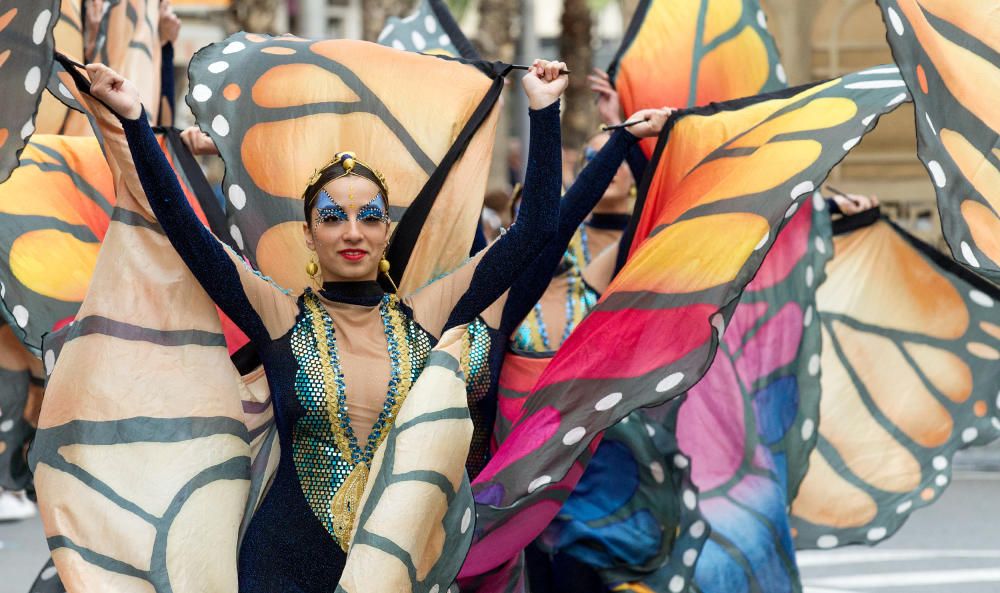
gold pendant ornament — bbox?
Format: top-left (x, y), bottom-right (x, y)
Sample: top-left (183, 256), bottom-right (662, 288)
top-left (306, 257), bottom-right (321, 288)
top-left (379, 254), bottom-right (399, 293)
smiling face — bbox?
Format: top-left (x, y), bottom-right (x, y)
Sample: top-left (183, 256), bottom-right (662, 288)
top-left (302, 175), bottom-right (391, 283)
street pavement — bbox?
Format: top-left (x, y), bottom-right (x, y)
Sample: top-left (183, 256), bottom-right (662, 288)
top-left (2, 470), bottom-right (998, 593)
top-left (801, 470), bottom-right (1000, 593)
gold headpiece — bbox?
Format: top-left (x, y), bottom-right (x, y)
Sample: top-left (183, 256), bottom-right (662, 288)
top-left (304, 151), bottom-right (389, 202)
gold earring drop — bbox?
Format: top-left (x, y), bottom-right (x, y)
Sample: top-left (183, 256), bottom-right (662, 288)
top-left (379, 252), bottom-right (398, 292)
top-left (306, 257), bottom-right (321, 288)
top-left (629, 185), bottom-right (638, 199)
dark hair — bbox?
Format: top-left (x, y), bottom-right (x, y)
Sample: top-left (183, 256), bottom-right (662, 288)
top-left (302, 152), bottom-right (390, 220)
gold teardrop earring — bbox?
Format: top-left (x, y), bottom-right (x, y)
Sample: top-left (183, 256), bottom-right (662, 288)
top-left (306, 257), bottom-right (321, 289)
top-left (379, 250), bottom-right (398, 293)
top-left (629, 184), bottom-right (638, 199)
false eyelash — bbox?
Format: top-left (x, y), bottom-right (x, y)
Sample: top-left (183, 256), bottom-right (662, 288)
top-left (317, 204), bottom-right (349, 222)
top-left (357, 205), bottom-right (388, 222)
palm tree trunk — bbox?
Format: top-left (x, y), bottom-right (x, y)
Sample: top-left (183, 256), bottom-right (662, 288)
top-left (479, 0), bottom-right (519, 194)
top-left (560, 0), bottom-right (595, 149)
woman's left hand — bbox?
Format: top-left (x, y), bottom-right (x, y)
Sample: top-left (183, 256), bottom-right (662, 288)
top-left (623, 107), bottom-right (675, 139)
top-left (522, 59), bottom-right (569, 111)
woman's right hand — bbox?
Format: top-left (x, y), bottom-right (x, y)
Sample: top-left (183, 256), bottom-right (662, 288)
top-left (86, 63), bottom-right (143, 120)
top-left (624, 107), bottom-right (675, 138)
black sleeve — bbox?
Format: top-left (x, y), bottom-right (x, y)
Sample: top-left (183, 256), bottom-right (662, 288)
top-left (442, 101), bottom-right (563, 331)
top-left (498, 129), bottom-right (639, 336)
top-left (158, 42), bottom-right (176, 127)
top-left (119, 111), bottom-right (270, 343)
top-left (625, 141), bottom-right (648, 186)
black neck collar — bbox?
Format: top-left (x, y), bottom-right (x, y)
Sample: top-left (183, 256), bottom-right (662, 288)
top-left (319, 280), bottom-right (385, 306)
top-left (587, 212), bottom-right (631, 230)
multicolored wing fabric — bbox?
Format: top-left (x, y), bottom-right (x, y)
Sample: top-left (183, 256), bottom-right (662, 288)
top-left (790, 216), bottom-right (1000, 549)
top-left (649, 198), bottom-right (832, 593)
top-left (377, 0), bottom-right (479, 60)
top-left (608, 0), bottom-right (785, 154)
top-left (0, 0), bottom-right (60, 182)
top-left (0, 132), bottom-right (220, 354)
top-left (543, 403), bottom-right (708, 591)
top-left (40, 0), bottom-right (163, 136)
top-left (875, 0), bottom-right (1000, 281)
top-left (460, 67), bottom-right (910, 583)
top-left (0, 318), bottom-right (44, 490)
top-left (605, 197), bottom-right (831, 593)
top-left (185, 35), bottom-right (502, 294)
top-left (460, 351), bottom-right (602, 591)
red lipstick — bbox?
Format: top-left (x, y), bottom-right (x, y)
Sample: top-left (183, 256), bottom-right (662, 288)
top-left (338, 249), bottom-right (367, 262)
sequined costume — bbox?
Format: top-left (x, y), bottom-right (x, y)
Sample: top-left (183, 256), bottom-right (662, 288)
top-left (115, 100), bottom-right (562, 592)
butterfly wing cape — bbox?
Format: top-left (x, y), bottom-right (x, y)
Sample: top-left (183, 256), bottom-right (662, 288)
top-left (875, 0), bottom-right (1000, 282)
top-left (29, 90), bottom-right (252, 593)
top-left (643, 199), bottom-right (832, 593)
top-left (459, 67), bottom-right (910, 583)
top-left (542, 403), bottom-right (707, 591)
top-left (0, 318), bottom-right (44, 491)
top-left (185, 35), bottom-right (503, 295)
top-left (608, 0), bottom-right (785, 154)
top-left (378, 0), bottom-right (480, 60)
top-left (566, 198), bottom-right (831, 593)
top-left (0, 128), bottom-right (231, 355)
top-left (790, 214), bottom-right (1000, 549)
top-left (36, 0), bottom-right (92, 137)
top-left (0, 0), bottom-right (60, 182)
top-left (29, 59), bottom-right (493, 593)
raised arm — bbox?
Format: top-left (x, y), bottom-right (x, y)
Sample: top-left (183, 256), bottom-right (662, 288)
top-left (157, 0), bottom-right (182, 126)
top-left (87, 63), bottom-right (294, 344)
top-left (406, 60), bottom-right (569, 336)
top-left (498, 108), bottom-right (671, 336)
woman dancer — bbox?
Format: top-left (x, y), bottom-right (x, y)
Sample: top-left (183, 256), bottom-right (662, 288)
top-left (85, 58), bottom-right (566, 592)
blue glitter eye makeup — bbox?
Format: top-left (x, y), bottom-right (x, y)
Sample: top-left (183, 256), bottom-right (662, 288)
top-left (358, 194), bottom-right (390, 223)
top-left (315, 191), bottom-right (349, 222)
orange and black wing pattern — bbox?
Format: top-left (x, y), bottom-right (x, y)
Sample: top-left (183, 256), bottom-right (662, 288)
top-left (37, 0), bottom-right (92, 137)
top-left (0, 134), bottom-right (115, 352)
top-left (186, 34), bottom-right (503, 294)
top-left (0, 0), bottom-right (60, 182)
top-left (609, 0), bottom-right (785, 153)
top-left (875, 0), bottom-right (1000, 282)
top-left (94, 0), bottom-right (162, 124)
top-left (790, 215), bottom-right (1000, 548)
top-left (0, 131), bottom-right (218, 353)
top-left (378, 0), bottom-right (480, 60)
top-left (0, 318), bottom-right (44, 491)
top-left (30, 91), bottom-right (251, 593)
